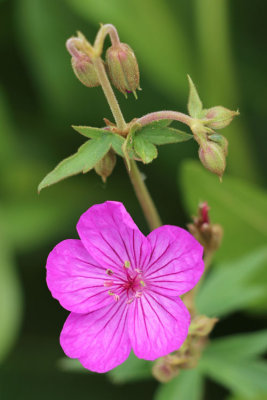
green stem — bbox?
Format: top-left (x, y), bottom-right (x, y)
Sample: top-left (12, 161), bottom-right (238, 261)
top-left (92, 57), bottom-right (127, 132)
top-left (136, 110), bottom-right (192, 127)
top-left (127, 160), bottom-right (162, 231)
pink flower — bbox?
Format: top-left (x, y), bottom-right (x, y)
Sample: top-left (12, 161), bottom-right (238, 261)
top-left (46, 201), bottom-right (204, 373)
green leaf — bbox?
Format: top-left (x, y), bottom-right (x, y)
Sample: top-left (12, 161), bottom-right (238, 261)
top-left (197, 247), bottom-right (267, 317)
top-left (154, 369), bottom-right (204, 400)
top-left (0, 228), bottom-right (23, 363)
top-left (38, 137), bottom-right (111, 191)
top-left (187, 75), bottom-right (203, 118)
top-left (72, 125), bottom-right (108, 139)
top-left (205, 331), bottom-right (267, 362)
top-left (108, 352), bottom-right (152, 383)
top-left (136, 124), bottom-right (192, 145)
top-left (134, 135), bottom-right (158, 164)
top-left (58, 358), bottom-right (89, 373)
top-left (199, 357), bottom-right (267, 398)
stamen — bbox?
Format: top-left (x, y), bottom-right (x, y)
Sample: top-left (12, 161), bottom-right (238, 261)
top-left (106, 269), bottom-right (113, 275)
top-left (104, 280), bottom-right (114, 287)
top-left (140, 280), bottom-right (145, 287)
top-left (135, 291), bottom-right (142, 298)
top-left (124, 260), bottom-right (130, 268)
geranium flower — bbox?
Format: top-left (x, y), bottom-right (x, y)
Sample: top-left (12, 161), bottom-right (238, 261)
top-left (46, 201), bottom-right (204, 373)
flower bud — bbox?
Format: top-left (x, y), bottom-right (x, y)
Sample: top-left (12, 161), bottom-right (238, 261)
top-left (198, 140), bottom-right (226, 178)
top-left (152, 357), bottom-right (179, 383)
top-left (188, 202), bottom-right (223, 253)
top-left (209, 133), bottom-right (228, 156)
top-left (189, 315), bottom-right (218, 337)
top-left (106, 43), bottom-right (140, 98)
top-left (203, 106), bottom-right (239, 130)
top-left (66, 38), bottom-right (100, 88)
top-left (94, 150), bottom-right (116, 182)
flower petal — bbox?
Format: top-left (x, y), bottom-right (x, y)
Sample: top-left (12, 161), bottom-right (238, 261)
top-left (144, 226), bottom-right (204, 296)
top-left (60, 296), bottom-right (131, 373)
top-left (46, 239), bottom-right (113, 313)
top-left (128, 292), bottom-right (190, 360)
top-left (77, 201), bottom-right (150, 273)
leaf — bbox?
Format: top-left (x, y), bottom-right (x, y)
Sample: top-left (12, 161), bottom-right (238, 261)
top-left (58, 358), bottom-right (89, 373)
top-left (180, 160), bottom-right (267, 263)
top-left (38, 137), bottom-right (111, 191)
top-left (134, 135), bottom-right (158, 164)
top-left (197, 247), bottom-right (267, 317)
top-left (108, 352), bottom-right (152, 383)
top-left (187, 75), bottom-right (203, 118)
top-left (136, 124), bottom-right (192, 145)
top-left (72, 125), bottom-right (108, 139)
top-left (204, 330), bottom-right (267, 362)
top-left (199, 356), bottom-right (267, 398)
top-left (154, 369), bottom-right (204, 400)
top-left (0, 227), bottom-right (23, 363)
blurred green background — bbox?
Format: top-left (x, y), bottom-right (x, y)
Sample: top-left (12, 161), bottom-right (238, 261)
top-left (0, 0), bottom-right (267, 399)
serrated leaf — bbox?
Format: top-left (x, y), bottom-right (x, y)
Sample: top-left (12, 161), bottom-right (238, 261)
top-left (136, 125), bottom-right (192, 145)
top-left (134, 135), bottom-right (158, 164)
top-left (199, 356), bottom-right (267, 398)
top-left (108, 352), bottom-right (152, 383)
top-left (154, 369), bottom-right (204, 400)
top-left (38, 137), bottom-right (111, 191)
top-left (109, 133), bottom-right (125, 156)
top-left (205, 330), bottom-right (267, 362)
top-left (187, 75), bottom-right (203, 118)
top-left (197, 247), bottom-right (267, 317)
top-left (72, 125), bottom-right (108, 139)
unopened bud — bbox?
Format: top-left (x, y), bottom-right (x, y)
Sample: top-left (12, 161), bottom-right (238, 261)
top-left (66, 37), bottom-right (100, 88)
top-left (106, 43), bottom-right (140, 98)
top-left (203, 106), bottom-right (239, 130)
top-left (152, 357), bottom-right (179, 383)
top-left (189, 315), bottom-right (218, 337)
top-left (94, 149), bottom-right (116, 182)
top-left (199, 140), bottom-right (226, 178)
top-left (209, 133), bottom-right (228, 156)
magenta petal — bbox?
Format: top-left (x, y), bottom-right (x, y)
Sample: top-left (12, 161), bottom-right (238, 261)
top-left (60, 296), bottom-right (131, 373)
top-left (46, 239), bottom-right (114, 313)
top-left (128, 293), bottom-right (190, 360)
top-left (144, 226), bottom-right (204, 296)
top-left (77, 201), bottom-right (150, 273)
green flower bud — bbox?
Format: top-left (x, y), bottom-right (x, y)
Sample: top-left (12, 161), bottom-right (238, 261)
top-left (94, 149), bottom-right (116, 182)
top-left (189, 315), bottom-right (218, 337)
top-left (66, 38), bottom-right (100, 88)
top-left (203, 106), bottom-right (239, 129)
top-left (209, 133), bottom-right (228, 155)
top-left (199, 140), bottom-right (226, 178)
top-left (106, 43), bottom-right (141, 98)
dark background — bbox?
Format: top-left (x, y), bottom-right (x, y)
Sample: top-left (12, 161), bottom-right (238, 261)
top-left (0, 0), bottom-right (266, 399)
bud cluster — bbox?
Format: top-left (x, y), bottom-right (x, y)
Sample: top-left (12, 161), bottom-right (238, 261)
top-left (187, 76), bottom-right (239, 178)
top-left (152, 314), bottom-right (218, 382)
top-left (188, 202), bottom-right (223, 255)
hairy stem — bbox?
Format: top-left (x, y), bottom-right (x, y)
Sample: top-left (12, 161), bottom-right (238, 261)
top-left (94, 24), bottom-right (121, 55)
top-left (136, 110), bottom-right (193, 127)
top-left (93, 57), bottom-right (127, 132)
top-left (127, 160), bottom-right (162, 231)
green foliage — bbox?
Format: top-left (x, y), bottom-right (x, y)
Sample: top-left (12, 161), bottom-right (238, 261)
top-left (0, 228), bottom-right (23, 364)
top-left (197, 247), bottom-right (267, 317)
top-left (204, 330), bottom-right (267, 362)
top-left (38, 136), bottom-right (112, 191)
top-left (187, 75), bottom-right (203, 118)
top-left (154, 369), bottom-right (204, 400)
top-left (135, 121), bottom-right (192, 146)
top-left (108, 352), bottom-right (152, 383)
top-left (133, 135), bottom-right (158, 164)
top-left (200, 356), bottom-right (267, 398)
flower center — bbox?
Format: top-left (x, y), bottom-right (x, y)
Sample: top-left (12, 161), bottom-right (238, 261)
top-left (103, 261), bottom-right (145, 303)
